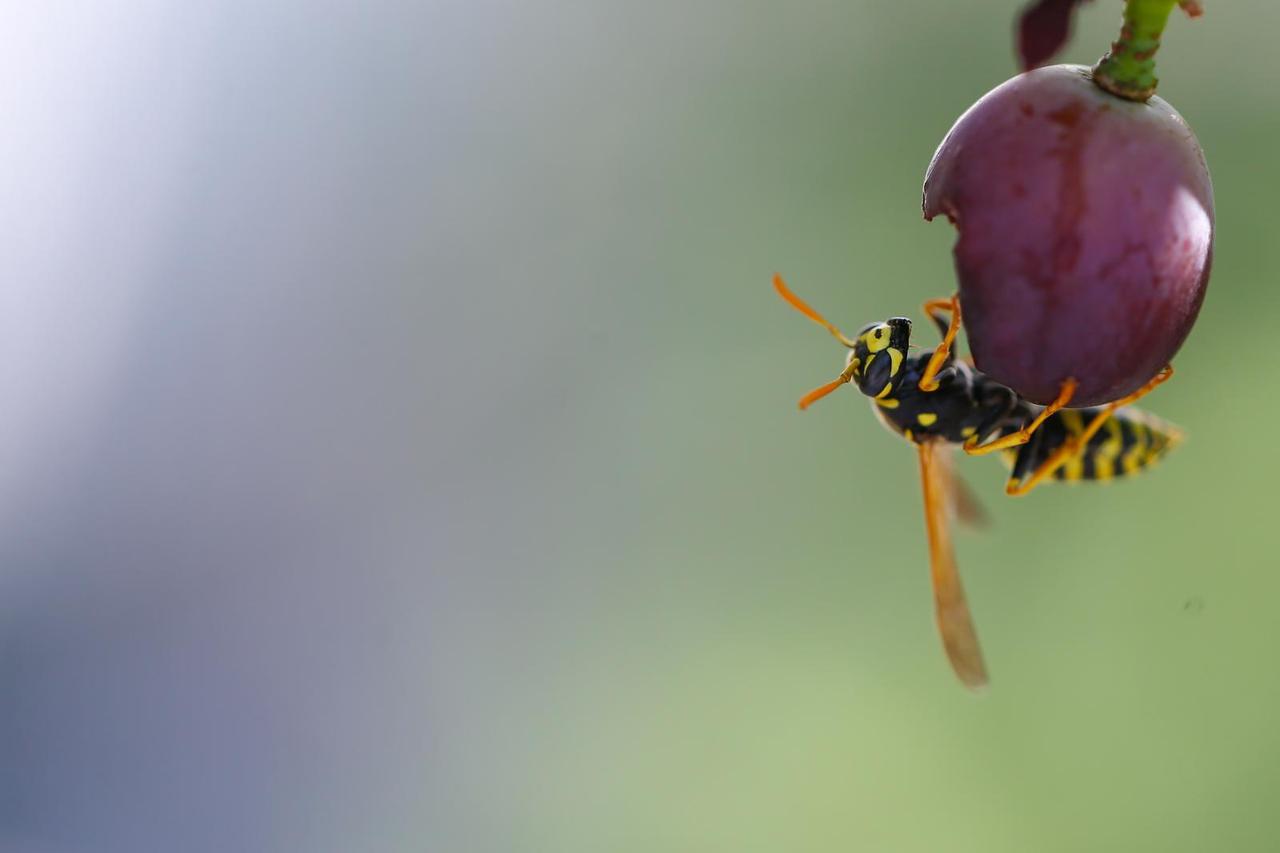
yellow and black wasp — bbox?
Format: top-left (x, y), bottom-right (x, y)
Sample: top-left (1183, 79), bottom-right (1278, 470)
top-left (774, 275), bottom-right (1182, 688)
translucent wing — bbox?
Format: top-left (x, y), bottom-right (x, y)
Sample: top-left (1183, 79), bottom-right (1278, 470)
top-left (935, 448), bottom-right (991, 530)
top-left (950, 472), bottom-right (992, 530)
top-left (917, 441), bottom-right (989, 689)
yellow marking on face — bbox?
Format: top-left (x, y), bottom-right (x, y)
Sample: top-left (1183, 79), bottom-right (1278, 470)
top-left (917, 412), bottom-right (938, 427)
top-left (961, 426), bottom-right (976, 438)
top-left (862, 352), bottom-right (877, 376)
top-left (863, 325), bottom-right (891, 353)
top-left (875, 397), bottom-right (899, 409)
top-left (903, 428), bottom-right (914, 443)
top-left (886, 347), bottom-right (903, 377)
top-left (876, 381), bottom-right (893, 399)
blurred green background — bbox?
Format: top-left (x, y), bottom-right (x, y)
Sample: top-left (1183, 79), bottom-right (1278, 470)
top-left (473, 2), bottom-right (1280, 851)
top-left (4, 1), bottom-right (1279, 851)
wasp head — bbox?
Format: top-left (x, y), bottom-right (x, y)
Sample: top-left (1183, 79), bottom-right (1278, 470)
top-left (773, 274), bottom-right (918, 410)
top-left (847, 317), bottom-right (912, 398)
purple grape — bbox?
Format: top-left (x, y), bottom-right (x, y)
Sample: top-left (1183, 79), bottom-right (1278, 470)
top-left (923, 64), bottom-right (1214, 407)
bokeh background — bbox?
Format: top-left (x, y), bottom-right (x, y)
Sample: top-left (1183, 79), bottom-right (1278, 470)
top-left (0, 1), bottom-right (1276, 851)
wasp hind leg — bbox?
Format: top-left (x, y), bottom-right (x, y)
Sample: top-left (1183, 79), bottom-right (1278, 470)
top-left (918, 295), bottom-right (962, 392)
top-left (966, 377), bottom-right (1078, 456)
top-left (1005, 365), bottom-right (1174, 497)
top-left (1004, 426), bottom-right (1063, 496)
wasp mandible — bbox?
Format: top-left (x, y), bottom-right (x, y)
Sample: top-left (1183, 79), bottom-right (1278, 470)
top-left (774, 275), bottom-right (1182, 689)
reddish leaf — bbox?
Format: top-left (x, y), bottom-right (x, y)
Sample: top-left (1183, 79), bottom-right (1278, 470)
top-left (1017, 0), bottom-right (1090, 71)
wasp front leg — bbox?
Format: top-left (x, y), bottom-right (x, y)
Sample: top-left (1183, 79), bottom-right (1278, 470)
top-left (918, 295), bottom-right (961, 393)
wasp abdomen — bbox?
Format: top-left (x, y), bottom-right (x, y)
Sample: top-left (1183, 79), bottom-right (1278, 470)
top-left (1014, 407), bottom-right (1183, 483)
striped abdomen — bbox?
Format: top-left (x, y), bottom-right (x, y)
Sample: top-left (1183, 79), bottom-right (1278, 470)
top-left (1007, 407), bottom-right (1183, 483)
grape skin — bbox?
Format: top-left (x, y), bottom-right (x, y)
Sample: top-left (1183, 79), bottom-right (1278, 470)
top-left (924, 65), bottom-right (1214, 407)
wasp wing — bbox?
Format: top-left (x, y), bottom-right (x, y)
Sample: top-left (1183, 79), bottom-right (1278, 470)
top-left (917, 440), bottom-right (989, 689)
top-left (935, 449), bottom-right (991, 530)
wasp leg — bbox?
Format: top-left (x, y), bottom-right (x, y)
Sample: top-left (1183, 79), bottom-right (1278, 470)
top-left (1005, 429), bottom-right (1068, 496)
top-left (965, 377), bottom-right (1078, 456)
top-left (1005, 365), bottom-right (1174, 496)
top-left (918, 295), bottom-right (961, 392)
top-left (1007, 425), bottom-right (1047, 486)
top-left (1066, 365), bottom-right (1174, 448)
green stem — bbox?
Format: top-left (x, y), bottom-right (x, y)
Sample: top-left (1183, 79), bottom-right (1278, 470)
top-left (1092, 0), bottom-right (1178, 102)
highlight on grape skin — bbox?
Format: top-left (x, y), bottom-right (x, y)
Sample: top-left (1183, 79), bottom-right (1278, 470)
top-left (922, 64), bottom-right (1214, 407)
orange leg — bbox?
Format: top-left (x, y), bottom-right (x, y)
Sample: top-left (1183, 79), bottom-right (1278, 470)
top-left (965, 378), bottom-right (1078, 456)
top-left (1005, 365), bottom-right (1174, 497)
top-left (1004, 441), bottom-right (1077, 497)
top-left (918, 295), bottom-right (961, 392)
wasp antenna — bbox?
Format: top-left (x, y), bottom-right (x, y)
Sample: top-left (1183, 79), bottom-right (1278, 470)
top-left (796, 359), bottom-right (860, 410)
top-left (773, 274), bottom-right (859, 348)
top-left (797, 379), bottom-right (844, 410)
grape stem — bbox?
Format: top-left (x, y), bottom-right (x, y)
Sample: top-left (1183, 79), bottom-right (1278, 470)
top-left (1092, 0), bottom-right (1199, 102)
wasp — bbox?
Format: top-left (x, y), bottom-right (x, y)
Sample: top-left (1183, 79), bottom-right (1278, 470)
top-left (774, 275), bottom-right (1182, 688)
